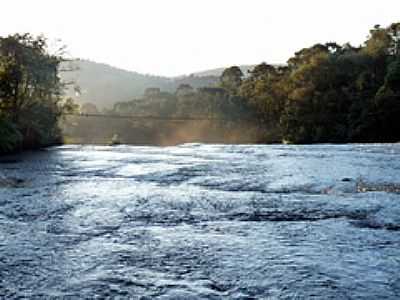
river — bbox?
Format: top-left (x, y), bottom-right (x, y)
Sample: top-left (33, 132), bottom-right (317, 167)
top-left (1, 144), bottom-right (400, 299)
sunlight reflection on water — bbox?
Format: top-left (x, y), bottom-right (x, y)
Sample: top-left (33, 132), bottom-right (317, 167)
top-left (1, 144), bottom-right (400, 298)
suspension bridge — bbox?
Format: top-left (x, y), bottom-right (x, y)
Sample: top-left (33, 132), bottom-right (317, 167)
top-left (63, 112), bottom-right (243, 121)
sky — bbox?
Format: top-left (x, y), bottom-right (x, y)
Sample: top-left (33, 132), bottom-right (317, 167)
top-left (1, 0), bottom-right (399, 77)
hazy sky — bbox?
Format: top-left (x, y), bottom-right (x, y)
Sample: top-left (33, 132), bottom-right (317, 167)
top-left (1, 0), bottom-right (399, 77)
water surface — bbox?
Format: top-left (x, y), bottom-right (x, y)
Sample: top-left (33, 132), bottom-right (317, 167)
top-left (1, 144), bottom-right (400, 299)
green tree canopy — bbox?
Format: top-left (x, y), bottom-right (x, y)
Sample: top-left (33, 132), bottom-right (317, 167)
top-left (0, 33), bottom-right (65, 152)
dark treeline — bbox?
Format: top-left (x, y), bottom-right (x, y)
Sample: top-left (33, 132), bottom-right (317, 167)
top-left (237, 22), bottom-right (400, 143)
top-left (0, 34), bottom-right (74, 154)
top-left (2, 22), bottom-right (400, 152)
top-left (67, 22), bottom-right (399, 145)
top-left (63, 85), bottom-right (263, 145)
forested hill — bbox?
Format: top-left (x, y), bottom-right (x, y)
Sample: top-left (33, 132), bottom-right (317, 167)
top-left (60, 60), bottom-right (224, 108)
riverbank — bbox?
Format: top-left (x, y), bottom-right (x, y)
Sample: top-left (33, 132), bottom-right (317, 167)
top-left (0, 140), bottom-right (63, 156)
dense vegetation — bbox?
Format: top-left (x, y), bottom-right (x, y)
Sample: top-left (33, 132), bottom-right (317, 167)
top-left (63, 85), bottom-right (262, 145)
top-left (236, 23), bottom-right (400, 143)
top-left (0, 34), bottom-right (72, 154)
top-left (3, 23), bottom-right (400, 151)
top-left (68, 22), bottom-right (400, 145)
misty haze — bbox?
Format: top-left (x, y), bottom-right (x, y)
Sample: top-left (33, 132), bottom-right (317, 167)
top-left (1, 1), bottom-right (400, 299)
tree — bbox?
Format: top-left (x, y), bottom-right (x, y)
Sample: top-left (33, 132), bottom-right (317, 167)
top-left (0, 33), bottom-right (65, 152)
top-left (388, 22), bottom-right (400, 56)
top-left (363, 25), bottom-right (392, 57)
top-left (0, 117), bottom-right (22, 153)
top-left (62, 97), bottom-right (80, 114)
top-left (385, 58), bottom-right (400, 89)
top-left (80, 102), bottom-right (99, 114)
top-left (220, 66), bottom-right (243, 94)
top-left (371, 58), bottom-right (400, 141)
top-left (176, 84), bottom-right (194, 97)
top-left (0, 34), bottom-right (63, 121)
top-left (239, 62), bottom-right (286, 125)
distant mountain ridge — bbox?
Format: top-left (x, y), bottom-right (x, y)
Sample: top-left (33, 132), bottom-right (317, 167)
top-left (181, 65), bottom-right (256, 77)
top-left (60, 60), bottom-right (258, 109)
top-left (61, 60), bottom-right (174, 109)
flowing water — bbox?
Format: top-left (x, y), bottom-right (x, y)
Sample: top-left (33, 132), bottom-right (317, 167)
top-left (1, 144), bottom-right (400, 299)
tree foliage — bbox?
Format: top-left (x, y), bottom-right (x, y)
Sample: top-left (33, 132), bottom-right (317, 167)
top-left (234, 22), bottom-right (400, 143)
top-left (0, 33), bottom-right (66, 153)
top-left (4, 22), bottom-right (400, 149)
top-left (82, 23), bottom-right (400, 145)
